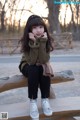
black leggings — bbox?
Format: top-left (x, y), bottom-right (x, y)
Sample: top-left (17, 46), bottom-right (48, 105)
top-left (22, 64), bottom-right (50, 99)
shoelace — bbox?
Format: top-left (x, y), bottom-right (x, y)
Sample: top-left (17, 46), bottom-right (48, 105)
top-left (30, 102), bottom-right (37, 112)
top-left (42, 99), bottom-right (51, 109)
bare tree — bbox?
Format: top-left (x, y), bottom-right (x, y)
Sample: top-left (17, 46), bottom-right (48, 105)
top-left (69, 3), bottom-right (80, 40)
top-left (45, 0), bottom-right (61, 33)
top-left (17, 0), bottom-right (26, 32)
top-left (0, 0), bottom-right (7, 31)
top-left (9, 0), bottom-right (18, 31)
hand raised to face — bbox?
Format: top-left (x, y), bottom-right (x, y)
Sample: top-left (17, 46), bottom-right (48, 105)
top-left (29, 32), bottom-right (36, 41)
top-left (41, 32), bottom-right (47, 39)
top-left (29, 32), bottom-right (47, 41)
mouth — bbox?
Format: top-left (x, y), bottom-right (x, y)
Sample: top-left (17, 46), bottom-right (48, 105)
top-left (35, 34), bottom-right (42, 38)
top-left (36, 34), bottom-right (41, 36)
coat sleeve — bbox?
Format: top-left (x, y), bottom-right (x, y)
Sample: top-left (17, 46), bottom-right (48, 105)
top-left (29, 39), bottom-right (40, 48)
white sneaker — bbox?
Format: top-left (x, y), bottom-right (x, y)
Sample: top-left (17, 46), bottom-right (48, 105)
top-left (30, 99), bottom-right (39, 119)
top-left (42, 98), bottom-right (53, 116)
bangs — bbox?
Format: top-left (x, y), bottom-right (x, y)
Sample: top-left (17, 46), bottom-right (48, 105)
top-left (28, 18), bottom-right (45, 31)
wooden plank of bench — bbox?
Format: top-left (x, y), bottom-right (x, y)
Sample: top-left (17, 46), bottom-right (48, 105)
top-left (0, 70), bottom-right (74, 93)
top-left (0, 97), bottom-right (80, 120)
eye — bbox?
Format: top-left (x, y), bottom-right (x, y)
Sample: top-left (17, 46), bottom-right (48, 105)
top-left (32, 26), bottom-right (37, 29)
top-left (39, 25), bottom-right (44, 28)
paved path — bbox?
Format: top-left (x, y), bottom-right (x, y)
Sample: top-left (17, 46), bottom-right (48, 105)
top-left (0, 54), bottom-right (80, 63)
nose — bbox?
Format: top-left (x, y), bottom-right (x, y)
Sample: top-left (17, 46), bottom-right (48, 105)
top-left (36, 27), bottom-right (41, 32)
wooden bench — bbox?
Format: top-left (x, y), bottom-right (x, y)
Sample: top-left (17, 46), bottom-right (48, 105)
top-left (0, 70), bottom-right (80, 120)
top-left (0, 70), bottom-right (74, 98)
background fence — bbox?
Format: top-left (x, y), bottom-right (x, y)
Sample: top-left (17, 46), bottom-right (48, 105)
top-left (0, 32), bottom-right (73, 54)
top-left (53, 32), bottom-right (73, 49)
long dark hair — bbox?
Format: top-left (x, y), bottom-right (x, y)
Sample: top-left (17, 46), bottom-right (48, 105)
top-left (20, 15), bottom-right (54, 53)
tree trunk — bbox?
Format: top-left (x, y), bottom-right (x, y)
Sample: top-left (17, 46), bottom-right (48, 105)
top-left (0, 0), bottom-right (8, 31)
top-left (1, 10), bottom-right (5, 31)
top-left (45, 0), bottom-right (61, 34)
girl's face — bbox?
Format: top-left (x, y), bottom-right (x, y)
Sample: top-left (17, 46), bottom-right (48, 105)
top-left (32, 25), bottom-right (44, 38)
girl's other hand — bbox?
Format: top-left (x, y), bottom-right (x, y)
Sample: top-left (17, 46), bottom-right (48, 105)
top-left (29, 32), bottom-right (36, 41)
top-left (41, 32), bottom-right (47, 39)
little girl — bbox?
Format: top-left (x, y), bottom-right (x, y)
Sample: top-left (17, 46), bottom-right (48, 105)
top-left (19, 15), bottom-right (54, 119)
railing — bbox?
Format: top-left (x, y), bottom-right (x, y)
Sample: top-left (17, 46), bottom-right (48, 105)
top-left (0, 38), bottom-right (20, 54)
top-left (0, 32), bottom-right (73, 54)
top-left (53, 32), bottom-right (73, 49)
